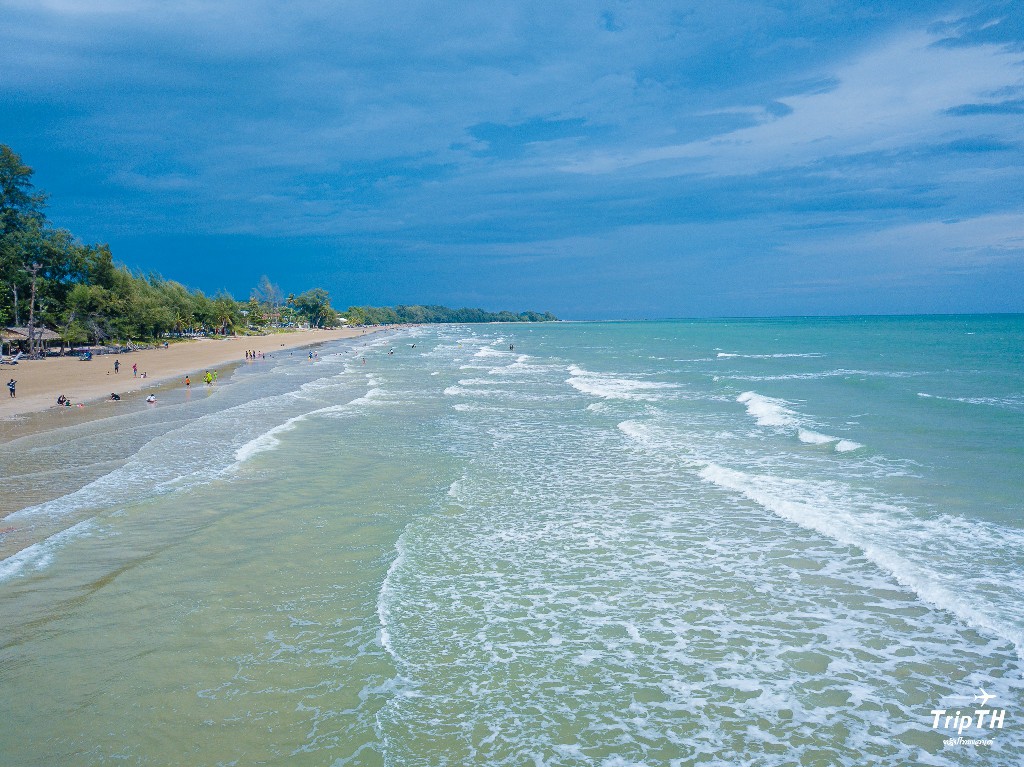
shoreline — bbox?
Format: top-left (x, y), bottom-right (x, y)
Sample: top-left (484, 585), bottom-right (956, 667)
top-left (0, 327), bottom-right (383, 427)
top-left (0, 325), bottom-right (395, 523)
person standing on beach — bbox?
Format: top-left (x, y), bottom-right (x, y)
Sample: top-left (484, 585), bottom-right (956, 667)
top-left (114, 359), bottom-right (120, 374)
top-left (185, 375), bottom-right (191, 388)
top-left (132, 363), bottom-right (137, 377)
top-left (7, 378), bottom-right (15, 398)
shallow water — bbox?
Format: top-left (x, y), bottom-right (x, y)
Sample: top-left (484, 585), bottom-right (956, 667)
top-left (1, 318), bottom-right (1022, 765)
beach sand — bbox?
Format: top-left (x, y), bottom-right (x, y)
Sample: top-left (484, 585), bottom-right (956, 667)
top-left (0, 327), bottom-right (382, 422)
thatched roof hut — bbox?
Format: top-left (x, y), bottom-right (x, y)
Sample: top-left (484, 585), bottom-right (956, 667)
top-left (2, 326), bottom-right (63, 354)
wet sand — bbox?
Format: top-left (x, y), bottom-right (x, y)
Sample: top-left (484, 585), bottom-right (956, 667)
top-left (0, 327), bottom-right (380, 423)
top-left (0, 325), bottom-right (393, 537)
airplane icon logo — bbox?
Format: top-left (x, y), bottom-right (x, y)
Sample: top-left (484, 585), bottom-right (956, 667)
top-left (974, 688), bottom-right (996, 707)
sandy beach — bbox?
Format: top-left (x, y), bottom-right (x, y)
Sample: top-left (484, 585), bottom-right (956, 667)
top-left (0, 327), bottom-right (382, 421)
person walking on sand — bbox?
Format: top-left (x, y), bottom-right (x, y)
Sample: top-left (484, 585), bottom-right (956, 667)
top-left (7, 378), bottom-right (15, 398)
top-left (132, 363), bottom-right (137, 377)
top-left (114, 359), bottom-right (120, 374)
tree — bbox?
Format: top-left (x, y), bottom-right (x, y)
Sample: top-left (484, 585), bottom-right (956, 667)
top-left (245, 297), bottom-right (266, 328)
top-left (0, 144), bottom-right (411, 347)
top-left (1, 146), bottom-right (47, 328)
top-left (211, 292), bottom-right (241, 335)
top-left (64, 283), bottom-right (116, 345)
top-left (293, 288), bottom-right (335, 328)
top-left (253, 275), bottom-right (283, 325)
top-left (0, 144), bottom-right (45, 237)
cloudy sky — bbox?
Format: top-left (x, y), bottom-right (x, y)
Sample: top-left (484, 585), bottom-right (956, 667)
top-left (1, 1), bottom-right (1022, 318)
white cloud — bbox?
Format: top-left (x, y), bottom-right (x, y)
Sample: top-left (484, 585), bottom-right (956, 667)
top-left (565, 29), bottom-right (1024, 176)
top-left (781, 212), bottom-right (1024, 280)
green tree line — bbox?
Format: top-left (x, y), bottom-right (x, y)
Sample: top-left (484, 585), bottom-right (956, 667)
top-left (0, 145), bottom-right (337, 354)
top-left (345, 305), bottom-right (558, 325)
top-left (1, 144), bottom-right (556, 354)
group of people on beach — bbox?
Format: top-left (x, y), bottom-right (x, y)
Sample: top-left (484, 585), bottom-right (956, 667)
top-left (245, 350), bottom-right (263, 360)
top-left (111, 359), bottom-right (146, 377)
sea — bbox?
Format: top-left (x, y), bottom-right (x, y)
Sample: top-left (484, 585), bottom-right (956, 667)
top-left (0, 316), bottom-right (1022, 766)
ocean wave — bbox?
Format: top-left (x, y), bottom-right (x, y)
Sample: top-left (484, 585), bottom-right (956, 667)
top-left (918, 392), bottom-right (1024, 411)
top-left (737, 391), bottom-right (799, 428)
top-left (834, 440), bottom-right (863, 453)
top-left (797, 429), bottom-right (864, 453)
top-left (740, 392), bottom-right (862, 452)
top-left (474, 346), bottom-right (510, 359)
top-left (729, 369), bottom-right (924, 382)
top-left (717, 352), bottom-right (823, 359)
top-left (699, 463), bottom-right (1024, 658)
top-left (231, 405), bottom-right (339, 464)
top-left (0, 519), bottom-right (95, 582)
top-left (224, 386), bottom-right (389, 467)
top-left (566, 365), bottom-right (677, 401)
top-left (797, 429), bottom-right (835, 445)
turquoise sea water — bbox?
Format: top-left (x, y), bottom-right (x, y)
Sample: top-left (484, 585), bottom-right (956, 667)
top-left (1, 316), bottom-right (1022, 766)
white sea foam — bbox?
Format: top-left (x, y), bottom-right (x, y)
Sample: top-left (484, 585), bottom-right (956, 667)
top-left (737, 391), bottom-right (798, 428)
top-left (232, 411), bottom-right (310, 463)
top-left (834, 440), bottom-right (863, 452)
top-left (232, 389), bottom-right (384, 465)
top-left (452, 403), bottom-right (506, 413)
top-left (0, 519), bottom-right (95, 582)
top-left (699, 463), bottom-right (1024, 657)
top-left (474, 346), bottom-right (508, 358)
top-left (739, 392), bottom-right (863, 452)
top-left (377, 532), bottom-right (407, 659)
top-left (918, 392), bottom-right (1024, 411)
top-left (566, 365), bottom-right (676, 401)
top-left (797, 429), bottom-right (862, 452)
top-left (457, 378), bottom-right (528, 387)
top-left (717, 352), bottom-right (823, 359)
top-left (797, 428), bottom-right (835, 445)
top-left (731, 369), bottom-right (922, 382)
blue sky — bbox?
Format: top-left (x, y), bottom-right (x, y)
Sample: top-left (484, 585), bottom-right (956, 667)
top-left (1, 1), bottom-right (1022, 318)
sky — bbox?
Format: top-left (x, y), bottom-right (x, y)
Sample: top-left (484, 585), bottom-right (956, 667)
top-left (1, 1), bottom-right (1022, 319)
